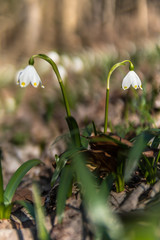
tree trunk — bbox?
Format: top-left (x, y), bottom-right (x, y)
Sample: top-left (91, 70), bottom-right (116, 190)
top-left (136, 0), bottom-right (148, 36)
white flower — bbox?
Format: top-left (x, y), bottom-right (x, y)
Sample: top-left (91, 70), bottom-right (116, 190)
top-left (72, 57), bottom-right (84, 73)
top-left (122, 71), bottom-right (142, 90)
top-left (17, 65), bottom-right (44, 88)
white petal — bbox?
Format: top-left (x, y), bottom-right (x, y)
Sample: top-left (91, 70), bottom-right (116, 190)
top-left (131, 76), bottom-right (138, 89)
top-left (16, 69), bottom-right (23, 85)
top-left (30, 75), bottom-right (41, 88)
top-left (28, 66), bottom-right (42, 88)
top-left (134, 72), bottom-right (142, 89)
top-left (122, 71), bottom-right (132, 90)
top-left (131, 71), bottom-right (142, 89)
top-left (19, 68), bottom-right (30, 87)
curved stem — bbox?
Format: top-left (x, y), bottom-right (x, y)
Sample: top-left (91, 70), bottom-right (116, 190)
top-left (104, 60), bottom-right (134, 133)
top-left (104, 89), bottom-right (109, 133)
top-left (29, 54), bottom-right (71, 117)
top-left (0, 152), bottom-right (4, 204)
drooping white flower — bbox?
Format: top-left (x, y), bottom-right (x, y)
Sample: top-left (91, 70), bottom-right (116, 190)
top-left (17, 65), bottom-right (44, 88)
top-left (122, 70), bottom-right (142, 90)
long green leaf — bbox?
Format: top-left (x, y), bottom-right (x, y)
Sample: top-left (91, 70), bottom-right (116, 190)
top-left (66, 116), bottom-right (81, 147)
top-left (4, 159), bottom-right (41, 205)
top-left (72, 152), bottom-right (124, 240)
top-left (32, 184), bottom-right (50, 240)
top-left (124, 131), bottom-right (154, 181)
top-left (56, 165), bottom-right (73, 223)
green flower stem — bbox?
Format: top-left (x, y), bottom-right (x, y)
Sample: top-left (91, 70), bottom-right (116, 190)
top-left (104, 59), bottom-right (134, 133)
top-left (0, 152), bottom-right (4, 218)
top-left (29, 54), bottom-right (71, 118)
top-left (104, 89), bottom-right (109, 134)
top-left (0, 158), bottom-right (4, 204)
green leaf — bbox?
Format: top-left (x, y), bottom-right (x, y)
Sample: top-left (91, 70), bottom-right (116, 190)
top-left (66, 116), bottom-right (81, 147)
top-left (81, 123), bottom-right (95, 148)
top-left (17, 200), bottom-right (35, 219)
top-left (51, 147), bottom-right (80, 186)
top-left (124, 131), bottom-right (154, 181)
top-left (72, 152), bottom-right (124, 240)
top-left (56, 165), bottom-right (73, 223)
top-left (151, 135), bottom-right (160, 149)
top-left (3, 203), bottom-right (13, 219)
top-left (4, 159), bottom-right (41, 205)
top-left (32, 184), bottom-right (50, 240)
top-left (99, 174), bottom-right (114, 200)
top-left (89, 134), bottom-right (129, 149)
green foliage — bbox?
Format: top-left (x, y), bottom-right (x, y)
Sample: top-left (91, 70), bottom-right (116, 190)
top-left (32, 184), bottom-right (51, 240)
top-left (124, 130), bottom-right (155, 181)
top-left (0, 155), bottom-right (41, 219)
top-left (53, 127), bottom-right (160, 238)
top-left (81, 121), bottom-right (96, 147)
top-left (4, 159), bottom-right (41, 205)
top-left (66, 116), bottom-right (82, 147)
top-left (56, 165), bottom-right (73, 222)
top-left (17, 200), bottom-right (35, 219)
top-left (18, 184), bottom-right (51, 240)
top-left (139, 155), bottom-right (157, 184)
top-left (114, 165), bottom-right (125, 193)
top-left (56, 150), bottom-right (125, 240)
top-left (51, 120), bottom-right (94, 186)
top-left (51, 147), bottom-right (81, 186)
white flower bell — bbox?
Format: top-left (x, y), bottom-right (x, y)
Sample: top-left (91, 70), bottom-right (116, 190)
top-left (17, 65), bottom-right (44, 88)
top-left (122, 71), bottom-right (142, 90)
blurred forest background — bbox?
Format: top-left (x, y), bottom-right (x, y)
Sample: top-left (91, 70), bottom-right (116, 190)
top-left (1, 0), bottom-right (160, 60)
top-left (1, 0), bottom-right (160, 172)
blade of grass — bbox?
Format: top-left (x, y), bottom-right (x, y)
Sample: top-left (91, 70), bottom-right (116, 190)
top-left (4, 159), bottom-right (41, 205)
